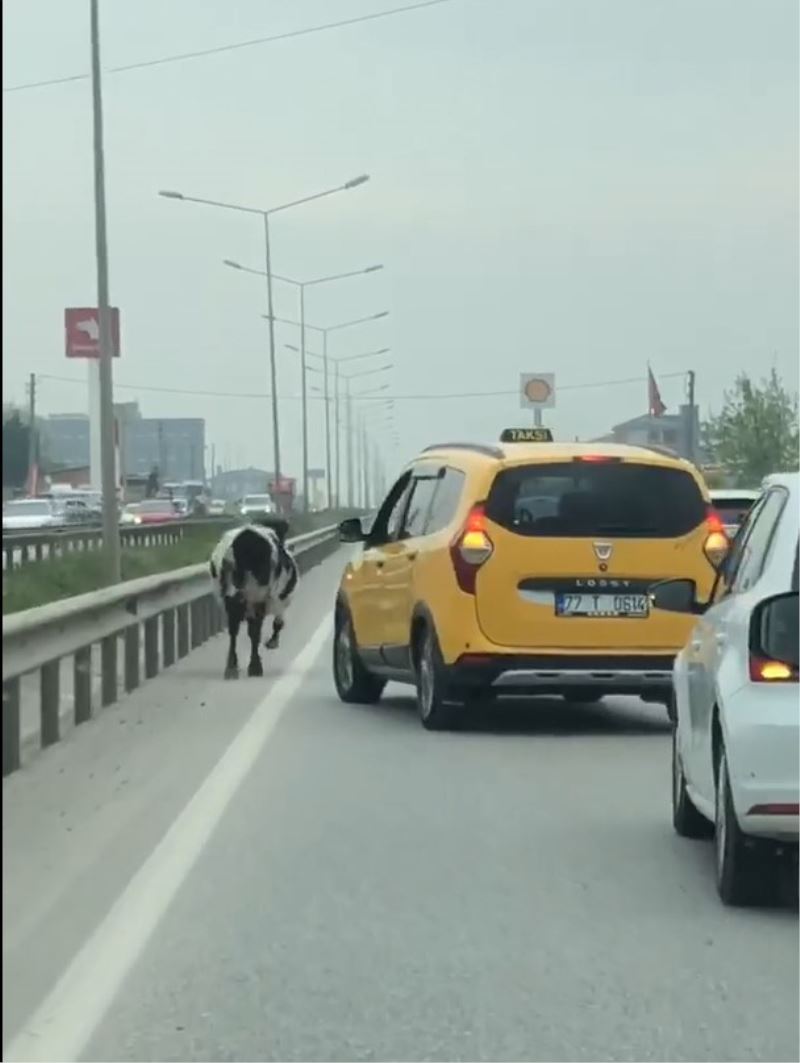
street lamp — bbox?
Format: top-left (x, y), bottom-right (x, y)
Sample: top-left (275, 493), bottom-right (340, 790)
top-left (158, 173), bottom-right (370, 493)
top-left (225, 259), bottom-right (382, 511)
top-left (282, 334), bottom-right (390, 507)
top-left (344, 374), bottom-right (392, 507)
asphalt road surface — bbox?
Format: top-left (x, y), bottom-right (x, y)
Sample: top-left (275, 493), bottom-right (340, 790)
top-left (3, 551), bottom-right (798, 1062)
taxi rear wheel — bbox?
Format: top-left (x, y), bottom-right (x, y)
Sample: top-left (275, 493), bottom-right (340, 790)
top-left (333, 606), bottom-right (386, 705)
top-left (414, 624), bottom-right (459, 731)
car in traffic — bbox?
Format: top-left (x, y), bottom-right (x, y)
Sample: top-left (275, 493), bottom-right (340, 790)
top-left (2, 498), bottom-right (64, 531)
top-left (120, 499), bottom-right (182, 526)
top-left (239, 494), bottom-right (277, 519)
top-left (207, 498), bottom-right (227, 517)
top-left (709, 488), bottom-right (760, 539)
top-left (651, 472), bottom-right (798, 906)
top-left (333, 428), bottom-right (729, 729)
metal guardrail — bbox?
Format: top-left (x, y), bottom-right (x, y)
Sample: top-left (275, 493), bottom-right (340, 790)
top-left (2, 516), bottom-right (236, 571)
top-left (1, 523), bottom-right (343, 775)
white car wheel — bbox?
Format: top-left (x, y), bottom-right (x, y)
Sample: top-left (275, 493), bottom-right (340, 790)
top-left (715, 748), bottom-right (773, 907)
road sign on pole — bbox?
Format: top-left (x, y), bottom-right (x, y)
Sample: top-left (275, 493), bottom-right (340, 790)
top-left (520, 373), bottom-right (555, 410)
top-left (65, 307), bottom-right (121, 357)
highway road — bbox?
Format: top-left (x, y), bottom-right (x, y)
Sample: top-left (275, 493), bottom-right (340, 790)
top-left (3, 550), bottom-right (798, 1062)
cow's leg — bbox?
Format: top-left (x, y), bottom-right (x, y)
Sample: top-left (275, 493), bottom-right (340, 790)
top-left (247, 604), bottom-right (266, 677)
top-left (265, 598), bottom-right (288, 650)
top-left (224, 596), bottom-right (245, 679)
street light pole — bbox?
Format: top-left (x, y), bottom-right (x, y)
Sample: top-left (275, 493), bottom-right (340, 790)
top-left (159, 174), bottom-right (370, 502)
top-left (90, 0), bottom-right (121, 582)
top-left (323, 330), bottom-right (332, 509)
top-left (262, 213), bottom-right (281, 485)
top-left (346, 379), bottom-right (354, 508)
top-left (334, 360), bottom-right (341, 507)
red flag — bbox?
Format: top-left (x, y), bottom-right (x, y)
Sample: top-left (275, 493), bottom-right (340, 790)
top-left (648, 366), bottom-right (666, 417)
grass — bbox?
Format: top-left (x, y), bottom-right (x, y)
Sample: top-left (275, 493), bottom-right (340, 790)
top-left (3, 509), bottom-right (356, 615)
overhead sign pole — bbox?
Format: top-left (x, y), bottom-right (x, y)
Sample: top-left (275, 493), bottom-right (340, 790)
top-left (89, 0), bottom-right (121, 582)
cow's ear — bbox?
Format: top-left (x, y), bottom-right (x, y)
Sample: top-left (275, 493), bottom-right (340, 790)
top-left (210, 562), bottom-right (217, 578)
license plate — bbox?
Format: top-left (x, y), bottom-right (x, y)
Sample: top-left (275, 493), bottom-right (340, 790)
top-left (555, 593), bottom-right (650, 618)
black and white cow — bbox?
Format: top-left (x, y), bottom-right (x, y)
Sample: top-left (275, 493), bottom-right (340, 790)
top-left (209, 518), bottom-right (299, 679)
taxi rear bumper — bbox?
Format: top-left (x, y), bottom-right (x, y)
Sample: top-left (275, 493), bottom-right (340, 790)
top-left (446, 652), bottom-right (675, 701)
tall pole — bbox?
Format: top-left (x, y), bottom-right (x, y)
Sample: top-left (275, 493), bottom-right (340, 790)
top-left (334, 362), bottom-right (341, 508)
top-left (26, 372), bottom-right (36, 490)
top-left (263, 213), bottom-right (282, 490)
top-left (686, 370), bottom-right (696, 463)
top-left (90, 0), bottom-right (121, 582)
top-left (299, 285), bottom-right (309, 513)
top-left (323, 331), bottom-right (332, 510)
top-left (363, 424), bottom-right (370, 510)
top-left (346, 380), bottom-right (354, 508)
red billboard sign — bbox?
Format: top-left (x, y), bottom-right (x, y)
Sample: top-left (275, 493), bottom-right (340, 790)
top-left (65, 307), bottom-right (121, 358)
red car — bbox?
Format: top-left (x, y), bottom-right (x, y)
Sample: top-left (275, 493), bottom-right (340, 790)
top-left (120, 499), bottom-right (182, 526)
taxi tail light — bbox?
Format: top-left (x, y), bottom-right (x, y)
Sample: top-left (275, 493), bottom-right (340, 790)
top-left (703, 506), bottom-right (729, 568)
top-left (450, 503), bottom-right (493, 594)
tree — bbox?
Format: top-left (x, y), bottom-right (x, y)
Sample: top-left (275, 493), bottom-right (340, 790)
top-left (2, 410), bottom-right (31, 488)
top-left (702, 369), bottom-right (799, 487)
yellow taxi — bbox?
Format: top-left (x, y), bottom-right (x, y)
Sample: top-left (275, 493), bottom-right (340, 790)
top-left (333, 428), bottom-right (729, 729)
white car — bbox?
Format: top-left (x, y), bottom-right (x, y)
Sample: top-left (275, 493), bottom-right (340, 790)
top-left (239, 494), bottom-right (276, 519)
top-left (652, 472), bottom-right (798, 906)
top-left (709, 488), bottom-right (760, 539)
top-left (2, 499), bottom-right (62, 531)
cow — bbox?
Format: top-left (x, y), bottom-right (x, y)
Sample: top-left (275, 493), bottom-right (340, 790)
top-left (209, 517), bottom-right (299, 679)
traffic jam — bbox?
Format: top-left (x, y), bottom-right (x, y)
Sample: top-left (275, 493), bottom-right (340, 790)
top-left (333, 428), bottom-right (799, 907)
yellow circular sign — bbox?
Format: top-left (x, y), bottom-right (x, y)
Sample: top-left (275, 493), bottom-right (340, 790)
top-left (524, 378), bottom-right (552, 403)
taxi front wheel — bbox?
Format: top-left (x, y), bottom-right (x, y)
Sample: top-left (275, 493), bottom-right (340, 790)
top-left (333, 606), bottom-right (386, 705)
top-left (415, 625), bottom-right (459, 731)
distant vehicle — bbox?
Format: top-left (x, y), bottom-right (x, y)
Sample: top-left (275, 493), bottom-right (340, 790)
top-left (710, 489), bottom-right (760, 539)
top-left (2, 498), bottom-right (62, 531)
top-left (652, 472), bottom-right (798, 906)
top-left (120, 499), bottom-right (182, 526)
top-left (46, 490), bottom-right (103, 525)
top-left (164, 480), bottom-right (210, 515)
top-left (207, 498), bottom-right (227, 517)
top-left (240, 494), bottom-right (276, 519)
top-left (51, 497), bottom-right (98, 528)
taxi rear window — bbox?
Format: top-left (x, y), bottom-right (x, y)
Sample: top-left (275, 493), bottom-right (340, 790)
top-left (485, 461), bottom-right (706, 538)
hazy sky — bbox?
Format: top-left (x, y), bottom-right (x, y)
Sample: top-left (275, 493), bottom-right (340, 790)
top-left (3, 0), bottom-right (798, 482)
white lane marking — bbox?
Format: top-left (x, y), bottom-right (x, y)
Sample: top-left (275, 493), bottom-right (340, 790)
top-left (5, 614), bottom-right (333, 1063)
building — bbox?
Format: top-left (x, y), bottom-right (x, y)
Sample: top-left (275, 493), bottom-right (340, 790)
top-left (42, 404), bottom-right (206, 483)
top-left (211, 467), bottom-right (272, 501)
top-left (591, 405), bottom-right (705, 463)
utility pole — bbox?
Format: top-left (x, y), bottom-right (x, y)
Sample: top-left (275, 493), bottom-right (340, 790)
top-left (26, 373), bottom-right (37, 491)
top-left (90, 0), bottom-right (121, 581)
top-left (686, 370), bottom-right (696, 463)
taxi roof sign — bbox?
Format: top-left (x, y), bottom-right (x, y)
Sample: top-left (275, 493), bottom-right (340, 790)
top-left (500, 427), bottom-right (553, 443)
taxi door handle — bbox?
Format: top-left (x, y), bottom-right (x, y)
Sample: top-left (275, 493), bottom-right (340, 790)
top-left (375, 560), bottom-right (384, 571)
top-left (690, 639), bottom-right (703, 652)
top-left (406, 552), bottom-right (418, 562)
top-left (715, 633), bottom-right (727, 648)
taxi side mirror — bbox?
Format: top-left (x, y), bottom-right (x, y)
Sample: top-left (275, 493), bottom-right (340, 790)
top-left (339, 517), bottom-right (365, 543)
top-left (650, 578), bottom-right (706, 615)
